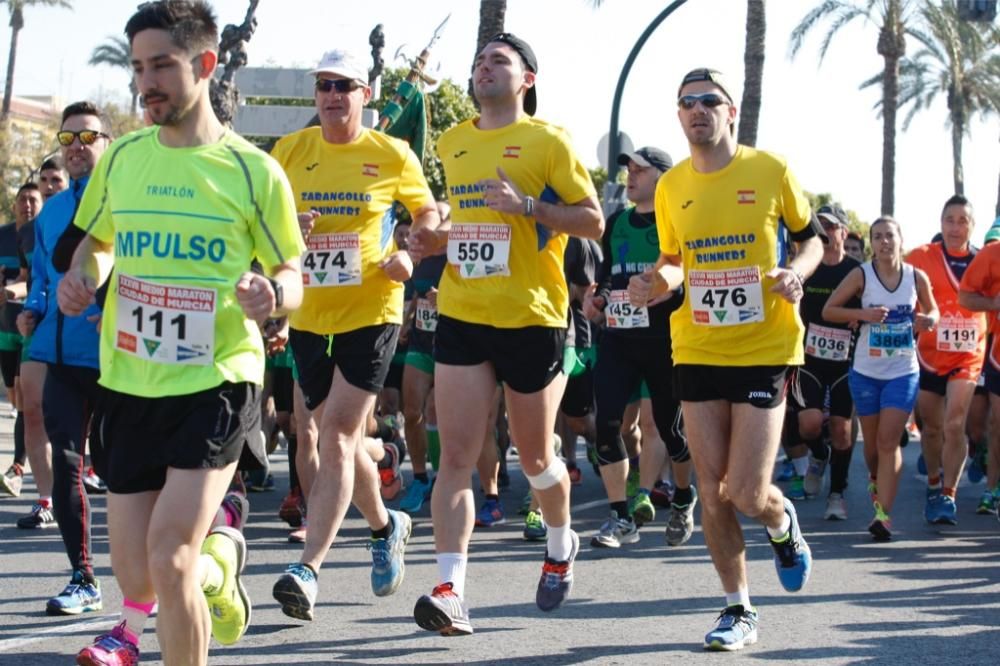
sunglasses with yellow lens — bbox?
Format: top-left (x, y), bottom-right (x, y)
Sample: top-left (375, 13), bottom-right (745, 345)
top-left (56, 130), bottom-right (109, 147)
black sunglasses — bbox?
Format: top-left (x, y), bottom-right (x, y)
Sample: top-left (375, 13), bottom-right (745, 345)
top-left (315, 78), bottom-right (361, 94)
top-left (56, 130), bottom-right (110, 147)
top-left (677, 93), bottom-right (728, 110)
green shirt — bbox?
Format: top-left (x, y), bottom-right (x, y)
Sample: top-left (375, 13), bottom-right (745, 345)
top-left (75, 126), bottom-right (305, 397)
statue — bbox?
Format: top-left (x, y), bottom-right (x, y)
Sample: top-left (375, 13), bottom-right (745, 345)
top-left (210, 0), bottom-right (261, 126)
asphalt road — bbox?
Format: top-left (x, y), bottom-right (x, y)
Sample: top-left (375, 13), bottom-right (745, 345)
top-left (1, 410), bottom-right (998, 665)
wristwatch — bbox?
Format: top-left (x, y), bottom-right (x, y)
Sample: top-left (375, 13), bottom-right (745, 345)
top-left (266, 276), bottom-right (284, 310)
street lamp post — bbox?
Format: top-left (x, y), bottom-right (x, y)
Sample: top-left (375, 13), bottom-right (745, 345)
top-left (606, 0), bottom-right (691, 190)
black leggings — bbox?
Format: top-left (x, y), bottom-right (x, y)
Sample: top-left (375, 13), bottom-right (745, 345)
top-left (593, 333), bottom-right (689, 466)
top-left (44, 363), bottom-right (100, 577)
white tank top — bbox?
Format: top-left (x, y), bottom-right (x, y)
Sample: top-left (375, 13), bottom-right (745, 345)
top-left (853, 262), bottom-right (919, 380)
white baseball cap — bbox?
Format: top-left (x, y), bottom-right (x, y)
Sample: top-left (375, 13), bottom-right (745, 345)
top-left (308, 49), bottom-right (369, 84)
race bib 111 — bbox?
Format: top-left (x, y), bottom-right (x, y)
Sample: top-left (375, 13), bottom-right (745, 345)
top-left (115, 274), bottom-right (215, 366)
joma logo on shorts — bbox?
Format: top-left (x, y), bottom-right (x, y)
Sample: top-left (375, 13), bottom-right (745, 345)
top-left (748, 391), bottom-right (773, 400)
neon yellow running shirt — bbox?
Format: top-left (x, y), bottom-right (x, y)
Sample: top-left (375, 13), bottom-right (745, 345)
top-left (75, 126), bottom-right (305, 397)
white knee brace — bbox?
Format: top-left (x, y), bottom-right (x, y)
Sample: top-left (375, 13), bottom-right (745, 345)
top-left (526, 456), bottom-right (567, 490)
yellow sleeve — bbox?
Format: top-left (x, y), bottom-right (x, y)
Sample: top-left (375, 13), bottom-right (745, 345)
top-left (250, 156), bottom-right (307, 271)
top-left (655, 175), bottom-right (679, 256)
top-left (73, 146), bottom-right (116, 244)
top-left (394, 145), bottom-right (435, 215)
top-left (545, 130), bottom-right (596, 204)
top-left (780, 166), bottom-right (812, 234)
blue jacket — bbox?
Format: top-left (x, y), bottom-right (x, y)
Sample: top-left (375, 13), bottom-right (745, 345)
top-left (24, 177), bottom-right (101, 368)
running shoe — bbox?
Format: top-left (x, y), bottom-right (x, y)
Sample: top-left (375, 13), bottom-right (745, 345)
top-left (400, 476), bottom-right (432, 514)
top-left (246, 471), bottom-right (275, 492)
top-left (629, 492), bottom-right (656, 527)
top-left (590, 511), bottom-right (639, 549)
top-left (868, 503), bottom-right (892, 541)
top-left (221, 492), bottom-right (249, 532)
top-left (517, 492), bottom-right (533, 516)
top-left (82, 467), bottom-right (107, 494)
top-left (46, 570), bottom-right (102, 615)
top-left (625, 467), bottom-right (640, 498)
top-left (567, 465), bottom-right (583, 486)
top-left (413, 582), bottom-right (473, 636)
top-left (273, 562), bottom-right (317, 621)
top-left (786, 475), bottom-right (806, 501)
top-left (369, 509), bottom-right (411, 597)
top-left (523, 509), bottom-right (547, 541)
top-left (536, 529), bottom-right (579, 612)
top-left (288, 523), bottom-right (307, 544)
top-left (474, 498), bottom-right (506, 527)
top-left (201, 525), bottom-right (250, 645)
top-left (665, 487), bottom-right (698, 547)
top-left (379, 442), bottom-right (404, 501)
top-left (968, 446), bottom-right (987, 484)
top-left (76, 620), bottom-right (140, 666)
top-left (278, 487), bottom-right (305, 527)
top-left (775, 459), bottom-right (795, 482)
top-left (934, 495), bottom-right (958, 525)
top-left (704, 604), bottom-right (759, 651)
top-left (824, 492), bottom-right (848, 521)
top-left (650, 479), bottom-right (674, 508)
top-left (924, 489), bottom-right (944, 523)
top-left (803, 454), bottom-right (827, 498)
top-left (0, 463), bottom-right (23, 497)
top-left (17, 500), bottom-right (55, 529)
top-left (767, 498), bottom-right (812, 592)
top-left (976, 488), bottom-right (999, 515)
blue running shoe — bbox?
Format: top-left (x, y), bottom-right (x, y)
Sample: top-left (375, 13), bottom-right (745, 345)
top-left (370, 509), bottom-right (412, 597)
top-left (400, 476), bottom-right (432, 514)
top-left (46, 570), bottom-right (101, 615)
top-left (775, 460), bottom-right (795, 482)
top-left (474, 498), bottom-right (506, 527)
top-left (704, 605), bottom-right (759, 651)
top-left (536, 530), bottom-right (579, 612)
top-left (968, 449), bottom-right (987, 484)
top-left (273, 563), bottom-right (318, 621)
top-left (933, 495), bottom-right (958, 525)
top-left (767, 498), bottom-right (812, 592)
top-left (924, 489), bottom-right (943, 523)
top-left (786, 475), bottom-right (806, 501)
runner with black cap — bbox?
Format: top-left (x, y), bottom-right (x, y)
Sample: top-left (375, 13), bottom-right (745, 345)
top-left (408, 32), bottom-right (604, 635)
top-left (585, 145), bottom-right (696, 550)
top-left (628, 67), bottom-right (823, 651)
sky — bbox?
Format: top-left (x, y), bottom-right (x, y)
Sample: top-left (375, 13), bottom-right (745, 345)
top-left (3, 0), bottom-right (998, 249)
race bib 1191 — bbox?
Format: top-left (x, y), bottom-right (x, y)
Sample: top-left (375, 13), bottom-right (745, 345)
top-left (447, 224), bottom-right (511, 279)
top-left (936, 316), bottom-right (978, 352)
top-left (115, 274), bottom-right (215, 366)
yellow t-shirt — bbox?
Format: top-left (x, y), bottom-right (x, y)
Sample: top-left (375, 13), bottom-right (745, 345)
top-left (656, 146), bottom-right (812, 366)
top-left (75, 126), bottom-right (305, 397)
top-left (271, 127), bottom-right (434, 335)
top-left (436, 116), bottom-right (596, 328)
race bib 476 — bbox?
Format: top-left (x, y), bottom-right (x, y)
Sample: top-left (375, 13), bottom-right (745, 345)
top-left (688, 267), bottom-right (764, 326)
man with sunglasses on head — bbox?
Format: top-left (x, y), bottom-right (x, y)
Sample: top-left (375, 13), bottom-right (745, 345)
top-left (58, 3), bottom-right (304, 663)
top-left (407, 33), bottom-right (603, 635)
top-left (16, 102), bottom-right (110, 616)
top-left (629, 68), bottom-right (823, 651)
top-left (268, 48), bottom-right (439, 623)
top-left (791, 204), bottom-right (860, 517)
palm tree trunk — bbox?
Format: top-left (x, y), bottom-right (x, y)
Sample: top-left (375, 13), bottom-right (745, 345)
top-left (950, 113), bottom-right (964, 195)
top-left (470, 0), bottom-right (507, 102)
top-left (880, 52), bottom-right (899, 216)
top-left (738, 0), bottom-right (766, 147)
top-left (2, 11), bottom-right (24, 119)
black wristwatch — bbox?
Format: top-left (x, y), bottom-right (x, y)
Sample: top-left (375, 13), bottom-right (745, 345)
top-left (266, 276), bottom-right (283, 310)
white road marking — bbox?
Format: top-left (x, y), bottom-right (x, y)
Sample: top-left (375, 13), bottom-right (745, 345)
top-left (0, 616), bottom-right (115, 651)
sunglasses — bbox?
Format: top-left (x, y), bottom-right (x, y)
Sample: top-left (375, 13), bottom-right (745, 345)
top-left (56, 130), bottom-right (109, 147)
top-left (315, 78), bottom-right (361, 94)
top-left (677, 93), bottom-right (728, 110)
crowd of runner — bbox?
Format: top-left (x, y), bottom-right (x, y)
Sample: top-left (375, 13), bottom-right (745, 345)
top-left (1, 1), bottom-right (998, 663)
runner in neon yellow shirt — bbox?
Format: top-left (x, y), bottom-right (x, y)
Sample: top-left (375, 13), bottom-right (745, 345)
top-left (58, 3), bottom-right (303, 663)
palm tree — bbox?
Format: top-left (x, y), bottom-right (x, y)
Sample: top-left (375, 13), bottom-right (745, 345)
top-left (470, 0), bottom-right (507, 101)
top-left (1, 0), bottom-right (72, 118)
top-left (860, 1), bottom-right (1000, 195)
top-left (89, 36), bottom-right (139, 115)
top-left (739, 0), bottom-right (766, 146)
top-left (791, 1), bottom-right (921, 216)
